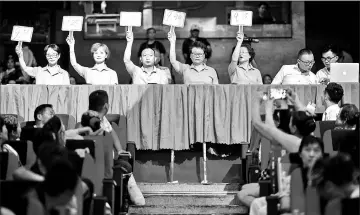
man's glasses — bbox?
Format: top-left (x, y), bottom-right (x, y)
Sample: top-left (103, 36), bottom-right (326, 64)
top-left (299, 59), bottom-right (315, 66)
top-left (46, 54), bottom-right (58, 59)
top-left (191, 53), bottom-right (204, 57)
top-left (321, 56), bottom-right (337, 62)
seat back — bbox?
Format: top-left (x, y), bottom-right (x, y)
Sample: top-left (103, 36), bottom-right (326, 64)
top-left (56, 114), bottom-right (76, 130)
top-left (290, 167), bottom-right (306, 213)
top-left (314, 121), bottom-right (336, 138)
top-left (305, 186), bottom-right (322, 215)
top-left (106, 114), bottom-right (120, 125)
top-left (5, 140), bottom-right (36, 168)
top-left (0, 151), bottom-right (19, 180)
top-left (66, 139), bottom-right (96, 159)
top-left (323, 130), bottom-right (334, 154)
top-left (20, 127), bottom-right (41, 142)
top-left (0, 114), bottom-right (24, 124)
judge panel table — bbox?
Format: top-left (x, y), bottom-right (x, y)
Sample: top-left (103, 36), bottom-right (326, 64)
top-left (1, 84), bottom-right (358, 150)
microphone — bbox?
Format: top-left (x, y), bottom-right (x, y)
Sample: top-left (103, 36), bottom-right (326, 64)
top-left (244, 37), bottom-right (260, 43)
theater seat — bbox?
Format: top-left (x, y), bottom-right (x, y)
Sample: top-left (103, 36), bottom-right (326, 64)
top-left (0, 152), bottom-right (19, 180)
top-left (56, 114), bottom-right (76, 130)
top-left (0, 114), bottom-right (24, 124)
top-left (21, 121), bottom-right (35, 128)
top-left (5, 140), bottom-right (36, 168)
top-left (106, 114), bottom-right (121, 125)
top-left (314, 121), bottom-right (336, 139)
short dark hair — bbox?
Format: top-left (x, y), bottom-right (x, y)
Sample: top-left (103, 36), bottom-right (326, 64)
top-left (321, 44), bottom-right (342, 58)
top-left (44, 44), bottom-right (61, 56)
top-left (324, 82), bottom-right (344, 104)
top-left (0, 117), bottom-right (5, 131)
top-left (34, 104), bottom-right (53, 122)
top-left (44, 158), bottom-right (78, 197)
top-left (297, 48), bottom-right (313, 59)
top-left (81, 113), bottom-right (101, 132)
top-left (88, 90), bottom-right (109, 112)
top-left (38, 143), bottom-right (68, 172)
top-left (146, 27), bottom-right (156, 34)
top-left (299, 135), bottom-right (325, 154)
top-left (323, 153), bottom-right (357, 187)
top-left (241, 43), bottom-right (256, 63)
top-left (189, 41), bottom-right (208, 58)
top-left (339, 104), bottom-right (359, 126)
top-left (291, 111), bottom-right (316, 136)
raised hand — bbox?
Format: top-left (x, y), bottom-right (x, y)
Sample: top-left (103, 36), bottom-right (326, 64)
top-left (167, 31), bottom-right (176, 43)
top-left (66, 33), bottom-right (75, 47)
top-left (236, 32), bottom-right (244, 42)
top-left (15, 42), bottom-right (23, 56)
top-left (126, 31), bottom-right (134, 43)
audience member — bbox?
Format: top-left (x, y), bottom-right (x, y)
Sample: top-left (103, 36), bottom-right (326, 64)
top-left (138, 28), bottom-right (167, 66)
top-left (30, 104), bottom-right (55, 128)
top-left (252, 89), bottom-right (316, 153)
top-left (0, 116), bottom-right (21, 166)
top-left (67, 34), bottom-right (118, 85)
top-left (262, 74), bottom-right (273, 84)
top-left (0, 56), bottom-right (24, 84)
top-left (169, 31), bottom-right (219, 84)
top-left (25, 158), bottom-right (79, 215)
top-left (16, 43), bottom-right (70, 85)
top-left (322, 82), bottom-right (344, 121)
top-left (182, 24), bottom-right (212, 65)
top-left (335, 104), bottom-right (359, 130)
top-left (124, 31), bottom-right (171, 84)
top-left (272, 49), bottom-right (319, 85)
top-left (229, 32), bottom-right (262, 84)
top-left (2, 114), bottom-right (21, 140)
top-left (253, 2), bottom-right (276, 25)
top-left (317, 44), bottom-right (342, 84)
top-left (249, 135), bottom-right (325, 215)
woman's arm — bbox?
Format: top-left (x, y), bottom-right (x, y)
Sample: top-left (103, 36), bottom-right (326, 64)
top-left (66, 33), bottom-right (87, 77)
top-left (15, 42), bottom-right (36, 77)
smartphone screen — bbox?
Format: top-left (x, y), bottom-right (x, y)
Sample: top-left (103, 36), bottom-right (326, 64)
top-left (270, 89), bottom-right (286, 100)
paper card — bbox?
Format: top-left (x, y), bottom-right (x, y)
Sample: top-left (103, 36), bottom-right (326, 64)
top-left (11, 26), bottom-right (34, 42)
top-left (162, 9), bottom-right (186, 28)
top-left (230, 10), bottom-right (253, 26)
top-left (119, 12), bottom-right (142, 27)
top-left (61, 16), bottom-right (84, 31)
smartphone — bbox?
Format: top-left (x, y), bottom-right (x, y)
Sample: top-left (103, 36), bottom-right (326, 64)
top-left (270, 89), bottom-right (287, 100)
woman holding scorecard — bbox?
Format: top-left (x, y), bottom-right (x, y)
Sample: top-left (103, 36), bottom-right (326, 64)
top-left (66, 33), bottom-right (118, 85)
top-left (15, 42), bottom-right (70, 85)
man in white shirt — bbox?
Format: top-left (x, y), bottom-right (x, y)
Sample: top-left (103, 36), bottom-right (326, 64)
top-left (316, 44), bottom-right (341, 85)
top-left (272, 49), bottom-right (319, 85)
top-left (124, 31), bottom-right (170, 84)
top-left (322, 82), bottom-right (343, 121)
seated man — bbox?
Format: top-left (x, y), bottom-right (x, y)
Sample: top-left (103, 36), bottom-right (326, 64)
top-left (25, 104), bottom-right (55, 128)
top-left (124, 31), bottom-right (170, 84)
top-left (272, 49), bottom-right (319, 85)
top-left (322, 82), bottom-right (343, 121)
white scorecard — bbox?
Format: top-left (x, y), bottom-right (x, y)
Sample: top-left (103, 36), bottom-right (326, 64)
top-left (119, 12), bottom-right (142, 27)
top-left (62, 16), bottom-right (84, 31)
top-left (230, 10), bottom-right (253, 26)
top-left (163, 9), bottom-right (186, 28)
top-left (330, 63), bottom-right (359, 83)
top-left (11, 26), bottom-right (34, 42)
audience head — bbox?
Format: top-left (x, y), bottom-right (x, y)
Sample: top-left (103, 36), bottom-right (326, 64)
top-left (321, 44), bottom-right (342, 70)
top-left (153, 48), bottom-right (161, 66)
top-left (91, 43), bottom-right (110, 64)
top-left (0, 117), bottom-right (8, 143)
top-left (289, 111), bottom-right (316, 137)
top-left (336, 103), bottom-right (359, 129)
top-left (189, 41), bottom-right (207, 65)
top-left (238, 43), bottom-right (255, 64)
top-left (146, 27), bottom-right (156, 40)
top-left (37, 142), bottom-right (68, 175)
top-left (6, 57), bottom-right (15, 70)
top-left (297, 49), bottom-right (315, 72)
top-left (190, 24), bottom-right (200, 38)
top-left (323, 153), bottom-right (359, 194)
top-left (69, 77), bottom-right (76, 85)
top-left (140, 48), bottom-right (156, 67)
top-left (88, 90), bottom-right (109, 116)
top-left (323, 82), bottom-right (344, 106)
top-left (43, 158), bottom-right (78, 207)
top-left (44, 44), bottom-right (61, 66)
top-left (298, 135), bottom-right (324, 168)
top-left (81, 110), bottom-right (101, 132)
top-left (34, 104), bottom-right (55, 128)
top-left (258, 2), bottom-right (270, 16)
top-left (262, 74), bottom-right (272, 84)
top-left (2, 115), bottom-right (21, 141)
